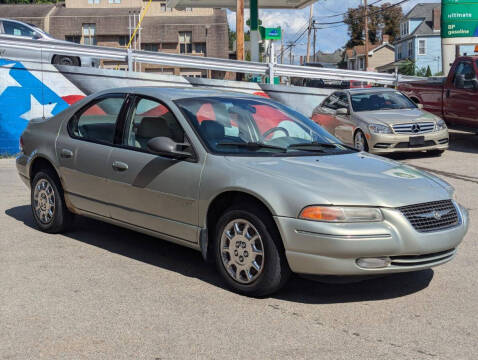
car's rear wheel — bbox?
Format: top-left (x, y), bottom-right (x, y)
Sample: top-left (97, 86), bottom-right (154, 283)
top-left (214, 205), bottom-right (290, 297)
top-left (354, 130), bottom-right (369, 152)
top-left (52, 55), bottom-right (80, 67)
top-left (31, 169), bottom-right (72, 233)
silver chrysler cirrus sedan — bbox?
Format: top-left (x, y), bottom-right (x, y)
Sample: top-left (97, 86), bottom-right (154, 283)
top-left (16, 87), bottom-right (469, 296)
top-left (312, 88), bottom-right (449, 155)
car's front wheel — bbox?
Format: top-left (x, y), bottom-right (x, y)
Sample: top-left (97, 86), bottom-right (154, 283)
top-left (52, 55), bottom-right (80, 67)
top-left (354, 130), bottom-right (369, 152)
top-left (31, 169), bottom-right (72, 233)
top-left (214, 205), bottom-right (290, 297)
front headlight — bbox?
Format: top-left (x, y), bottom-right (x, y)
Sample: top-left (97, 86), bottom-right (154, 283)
top-left (436, 119), bottom-right (447, 131)
top-left (368, 123), bottom-right (393, 134)
top-left (299, 206), bottom-right (384, 223)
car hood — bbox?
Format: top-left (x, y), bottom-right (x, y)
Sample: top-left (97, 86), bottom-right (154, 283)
top-left (225, 152), bottom-right (453, 209)
top-left (354, 108), bottom-right (438, 125)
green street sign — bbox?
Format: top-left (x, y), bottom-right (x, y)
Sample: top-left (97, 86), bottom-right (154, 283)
top-left (442, 0), bottom-right (478, 38)
top-left (260, 27), bottom-right (282, 40)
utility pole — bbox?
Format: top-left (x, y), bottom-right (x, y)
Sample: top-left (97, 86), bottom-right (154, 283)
top-left (312, 20), bottom-right (317, 63)
top-left (306, 5), bottom-right (313, 63)
top-left (288, 42), bottom-right (295, 64)
top-left (364, 0), bottom-right (369, 71)
top-left (280, 36), bottom-right (284, 64)
top-left (236, 0), bottom-right (245, 61)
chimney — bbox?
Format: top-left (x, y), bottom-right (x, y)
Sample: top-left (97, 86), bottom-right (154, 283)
top-left (382, 34), bottom-right (390, 44)
top-left (433, 7), bottom-right (441, 31)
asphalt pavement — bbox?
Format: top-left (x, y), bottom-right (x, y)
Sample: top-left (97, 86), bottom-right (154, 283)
top-left (1, 130), bottom-right (477, 360)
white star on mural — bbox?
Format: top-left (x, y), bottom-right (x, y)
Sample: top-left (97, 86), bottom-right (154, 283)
top-left (20, 95), bottom-right (56, 120)
top-left (0, 63), bottom-right (21, 96)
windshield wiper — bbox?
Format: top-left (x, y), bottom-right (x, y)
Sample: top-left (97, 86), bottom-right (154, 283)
top-left (217, 142), bottom-right (287, 152)
top-left (288, 142), bottom-right (358, 152)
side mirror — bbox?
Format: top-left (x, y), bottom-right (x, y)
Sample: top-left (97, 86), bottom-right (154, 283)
top-left (455, 74), bottom-right (465, 88)
top-left (472, 79), bottom-right (478, 90)
top-left (417, 103), bottom-right (424, 109)
top-left (32, 32), bottom-right (42, 40)
top-left (335, 108), bottom-right (349, 116)
top-left (146, 137), bottom-right (192, 159)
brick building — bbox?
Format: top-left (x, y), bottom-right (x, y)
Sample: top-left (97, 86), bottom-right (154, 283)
top-left (0, 0), bottom-right (229, 77)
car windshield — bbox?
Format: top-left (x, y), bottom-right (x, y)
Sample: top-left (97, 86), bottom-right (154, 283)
top-left (351, 91), bottom-right (417, 112)
top-left (176, 96), bottom-right (353, 156)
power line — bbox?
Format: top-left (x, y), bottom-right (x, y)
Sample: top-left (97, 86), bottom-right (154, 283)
top-left (312, 0), bottom-right (411, 26)
top-left (314, 0), bottom-right (384, 19)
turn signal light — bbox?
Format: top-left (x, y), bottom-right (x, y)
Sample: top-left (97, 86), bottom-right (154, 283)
top-left (299, 206), bottom-right (383, 223)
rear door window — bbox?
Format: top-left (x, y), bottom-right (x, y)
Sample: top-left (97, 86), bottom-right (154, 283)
top-left (69, 95), bottom-right (126, 144)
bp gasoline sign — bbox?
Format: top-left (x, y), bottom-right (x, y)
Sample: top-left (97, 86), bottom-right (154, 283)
top-left (442, 0), bottom-right (478, 38)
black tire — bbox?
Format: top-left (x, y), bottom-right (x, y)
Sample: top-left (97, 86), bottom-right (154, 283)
top-left (428, 149), bottom-right (445, 157)
top-left (31, 169), bottom-right (72, 233)
top-left (53, 55), bottom-right (80, 67)
top-left (354, 130), bottom-right (369, 152)
top-left (214, 204), bottom-right (291, 297)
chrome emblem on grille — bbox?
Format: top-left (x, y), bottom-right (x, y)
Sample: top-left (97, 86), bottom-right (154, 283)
top-left (411, 124), bottom-right (421, 133)
top-left (417, 209), bottom-right (452, 220)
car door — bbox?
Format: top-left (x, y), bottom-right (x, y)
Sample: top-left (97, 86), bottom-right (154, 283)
top-left (311, 92), bottom-right (341, 135)
top-left (331, 92), bottom-right (355, 144)
top-left (104, 95), bottom-right (203, 244)
top-left (0, 20), bottom-right (45, 63)
top-left (56, 93), bottom-right (127, 217)
top-left (444, 61), bottom-right (478, 127)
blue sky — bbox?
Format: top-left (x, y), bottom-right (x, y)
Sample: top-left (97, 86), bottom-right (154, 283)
top-left (227, 0), bottom-right (440, 58)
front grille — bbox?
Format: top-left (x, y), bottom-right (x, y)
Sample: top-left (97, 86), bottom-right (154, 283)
top-left (390, 248), bottom-right (456, 266)
top-left (392, 122), bottom-right (435, 134)
top-left (398, 200), bottom-right (459, 232)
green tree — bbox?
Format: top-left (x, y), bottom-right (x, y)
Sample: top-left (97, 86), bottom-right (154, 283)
top-left (344, 2), bottom-right (403, 48)
top-left (425, 65), bottom-right (432, 77)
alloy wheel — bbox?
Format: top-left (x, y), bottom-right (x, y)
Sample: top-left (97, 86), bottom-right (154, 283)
top-left (33, 179), bottom-right (56, 224)
top-left (220, 219), bottom-right (265, 284)
top-left (354, 131), bottom-right (366, 151)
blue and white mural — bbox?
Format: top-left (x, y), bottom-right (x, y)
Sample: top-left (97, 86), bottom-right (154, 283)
top-left (0, 59), bottom-right (83, 154)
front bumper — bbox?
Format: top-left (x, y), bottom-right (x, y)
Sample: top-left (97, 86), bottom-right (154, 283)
top-left (367, 129), bottom-right (449, 154)
top-left (274, 203), bottom-right (469, 275)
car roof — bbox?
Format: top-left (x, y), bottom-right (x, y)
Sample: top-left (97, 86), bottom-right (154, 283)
top-left (94, 86), bottom-right (265, 102)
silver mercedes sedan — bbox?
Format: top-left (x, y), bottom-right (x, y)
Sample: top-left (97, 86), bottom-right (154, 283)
top-left (312, 88), bottom-right (449, 155)
top-left (16, 87), bottom-right (469, 296)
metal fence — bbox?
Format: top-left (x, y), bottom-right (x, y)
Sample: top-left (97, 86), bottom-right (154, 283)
top-left (0, 35), bottom-right (424, 86)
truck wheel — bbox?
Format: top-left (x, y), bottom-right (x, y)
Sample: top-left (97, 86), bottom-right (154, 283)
top-left (31, 169), bottom-right (73, 233)
top-left (52, 55), bottom-right (80, 67)
top-left (214, 205), bottom-right (291, 297)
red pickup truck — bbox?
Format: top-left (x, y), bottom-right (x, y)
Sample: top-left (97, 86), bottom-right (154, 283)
top-left (399, 56), bottom-right (478, 131)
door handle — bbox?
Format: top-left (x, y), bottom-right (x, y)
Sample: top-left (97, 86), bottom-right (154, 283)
top-left (112, 161), bottom-right (128, 172)
top-left (60, 149), bottom-right (73, 159)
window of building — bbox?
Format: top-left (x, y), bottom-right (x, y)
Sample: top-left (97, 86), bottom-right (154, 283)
top-left (400, 21), bottom-right (409, 37)
top-left (119, 35), bottom-right (129, 47)
top-left (179, 31), bottom-right (192, 54)
top-left (109, 0), bottom-right (121, 3)
top-left (194, 43), bottom-right (206, 54)
top-left (144, 43), bottom-right (159, 52)
top-left (359, 56), bottom-right (365, 70)
top-left (160, 3), bottom-right (166, 11)
top-left (418, 39), bottom-right (426, 55)
top-left (65, 35), bottom-right (81, 44)
top-left (408, 41), bottom-right (413, 58)
top-left (88, 0), bottom-right (100, 4)
top-left (82, 23), bottom-right (97, 45)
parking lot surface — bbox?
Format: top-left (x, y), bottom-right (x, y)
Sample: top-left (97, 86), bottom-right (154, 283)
top-left (1, 130), bottom-right (477, 360)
